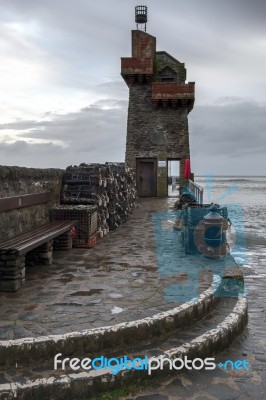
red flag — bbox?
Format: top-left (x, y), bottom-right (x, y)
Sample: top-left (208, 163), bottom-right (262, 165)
top-left (184, 159), bottom-right (190, 179)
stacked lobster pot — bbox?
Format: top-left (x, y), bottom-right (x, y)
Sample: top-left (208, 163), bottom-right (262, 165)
top-left (61, 163), bottom-right (137, 235)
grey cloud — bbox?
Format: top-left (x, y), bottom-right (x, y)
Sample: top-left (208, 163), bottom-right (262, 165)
top-left (0, 1), bottom-right (266, 174)
top-left (82, 99), bottom-right (128, 110)
top-left (1, 97), bottom-right (264, 175)
top-left (0, 100), bottom-right (127, 167)
top-left (0, 121), bottom-right (47, 130)
top-left (1, 0), bottom-right (265, 95)
top-left (0, 135), bottom-right (125, 169)
top-left (3, 1), bottom-right (265, 64)
top-left (0, 98), bottom-right (127, 132)
top-left (0, 141), bottom-right (64, 168)
top-left (190, 99), bottom-right (266, 165)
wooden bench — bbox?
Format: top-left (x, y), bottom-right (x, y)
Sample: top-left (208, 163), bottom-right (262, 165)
top-left (0, 221), bottom-right (77, 292)
top-left (0, 193), bottom-right (78, 292)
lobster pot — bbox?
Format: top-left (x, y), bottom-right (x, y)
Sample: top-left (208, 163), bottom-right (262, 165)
top-left (50, 205), bottom-right (98, 246)
top-left (63, 164), bottom-right (106, 185)
top-left (61, 185), bottom-right (98, 205)
top-left (61, 163), bottom-right (137, 232)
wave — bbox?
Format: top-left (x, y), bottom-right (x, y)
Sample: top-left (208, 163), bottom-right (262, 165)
top-left (229, 228), bottom-right (266, 248)
top-left (196, 178), bottom-right (265, 184)
top-left (195, 176), bottom-right (266, 178)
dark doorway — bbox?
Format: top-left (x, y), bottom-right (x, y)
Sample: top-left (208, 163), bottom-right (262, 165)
top-left (167, 159), bottom-right (180, 197)
top-left (136, 159), bottom-right (157, 197)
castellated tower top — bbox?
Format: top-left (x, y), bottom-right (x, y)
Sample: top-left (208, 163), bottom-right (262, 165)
top-left (121, 28), bottom-right (194, 111)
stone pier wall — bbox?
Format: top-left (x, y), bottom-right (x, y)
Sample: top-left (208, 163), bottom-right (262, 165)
top-left (0, 166), bottom-right (63, 239)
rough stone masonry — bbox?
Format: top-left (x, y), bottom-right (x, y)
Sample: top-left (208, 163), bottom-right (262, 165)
top-left (121, 30), bottom-right (195, 196)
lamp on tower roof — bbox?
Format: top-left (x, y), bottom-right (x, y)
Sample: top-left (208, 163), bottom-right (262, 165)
top-left (135, 5), bottom-right (148, 32)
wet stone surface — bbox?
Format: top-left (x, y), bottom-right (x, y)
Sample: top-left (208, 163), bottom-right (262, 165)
top-left (0, 198), bottom-right (213, 340)
top-left (119, 243), bottom-right (266, 400)
top-left (1, 198), bottom-right (265, 399)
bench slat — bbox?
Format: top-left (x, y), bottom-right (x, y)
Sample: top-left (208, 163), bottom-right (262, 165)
top-left (0, 223), bottom-right (65, 248)
top-left (0, 221), bottom-right (77, 255)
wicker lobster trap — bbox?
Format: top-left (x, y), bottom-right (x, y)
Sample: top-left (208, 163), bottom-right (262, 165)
top-left (50, 205), bottom-right (98, 247)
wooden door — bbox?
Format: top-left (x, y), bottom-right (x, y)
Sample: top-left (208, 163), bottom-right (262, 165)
top-left (136, 159), bottom-right (157, 197)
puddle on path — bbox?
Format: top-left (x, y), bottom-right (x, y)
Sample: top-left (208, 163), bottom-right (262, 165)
top-left (111, 306), bottom-right (124, 314)
top-left (108, 292), bottom-right (124, 299)
top-left (69, 289), bottom-right (103, 297)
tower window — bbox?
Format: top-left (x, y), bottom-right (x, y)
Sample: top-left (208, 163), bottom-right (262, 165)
top-left (158, 66), bottom-right (177, 82)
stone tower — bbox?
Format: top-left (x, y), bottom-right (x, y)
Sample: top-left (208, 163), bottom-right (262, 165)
top-left (121, 10), bottom-right (195, 197)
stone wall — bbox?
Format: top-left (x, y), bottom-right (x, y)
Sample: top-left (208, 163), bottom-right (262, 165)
top-left (125, 84), bottom-right (191, 194)
top-left (0, 166), bottom-right (63, 239)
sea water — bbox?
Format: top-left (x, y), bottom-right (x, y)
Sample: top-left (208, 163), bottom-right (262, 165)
top-left (196, 176), bottom-right (266, 265)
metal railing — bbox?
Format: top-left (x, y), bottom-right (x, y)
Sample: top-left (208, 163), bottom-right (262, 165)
top-left (188, 180), bottom-right (204, 205)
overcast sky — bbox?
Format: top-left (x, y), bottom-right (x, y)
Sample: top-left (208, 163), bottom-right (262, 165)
top-left (0, 0), bottom-right (265, 175)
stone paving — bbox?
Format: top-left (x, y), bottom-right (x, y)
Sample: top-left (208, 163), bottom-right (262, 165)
top-left (120, 241), bottom-right (266, 400)
top-left (1, 197), bottom-right (262, 399)
top-left (0, 198), bottom-right (214, 340)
